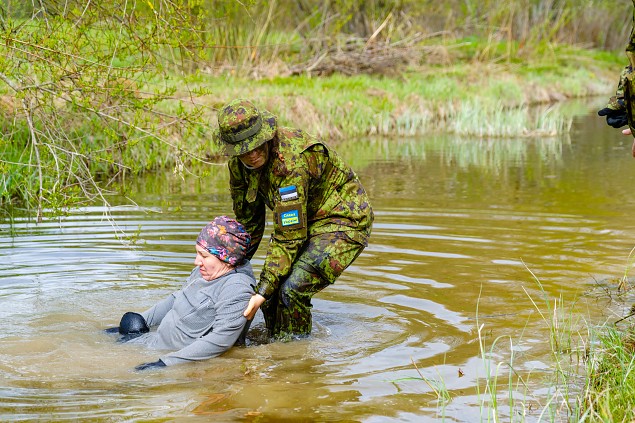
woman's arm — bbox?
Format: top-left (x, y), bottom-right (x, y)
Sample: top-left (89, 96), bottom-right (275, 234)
top-left (141, 293), bottom-right (176, 327)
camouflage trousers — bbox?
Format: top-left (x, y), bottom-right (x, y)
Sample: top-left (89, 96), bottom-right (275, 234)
top-left (261, 231), bottom-right (366, 338)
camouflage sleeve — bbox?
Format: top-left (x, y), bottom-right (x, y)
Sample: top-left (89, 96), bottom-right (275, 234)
top-left (255, 160), bottom-right (310, 299)
top-left (606, 3), bottom-right (635, 110)
top-left (627, 0), bottom-right (635, 69)
top-left (228, 160), bottom-right (266, 260)
top-left (606, 66), bottom-right (631, 110)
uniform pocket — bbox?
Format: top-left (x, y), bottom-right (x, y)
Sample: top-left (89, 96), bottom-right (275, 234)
top-left (274, 200), bottom-right (307, 241)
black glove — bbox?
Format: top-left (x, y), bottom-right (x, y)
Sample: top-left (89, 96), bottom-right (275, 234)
top-left (598, 100), bottom-right (628, 128)
top-left (135, 359), bottom-right (166, 371)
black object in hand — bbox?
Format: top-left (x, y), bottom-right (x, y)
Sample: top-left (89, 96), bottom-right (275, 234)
top-left (119, 312), bottom-right (149, 335)
top-left (598, 106), bottom-right (628, 129)
top-left (135, 359), bottom-right (166, 371)
top-left (104, 311), bottom-right (149, 342)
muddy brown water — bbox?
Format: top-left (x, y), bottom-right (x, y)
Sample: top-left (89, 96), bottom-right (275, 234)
top-left (2, 102), bottom-right (635, 422)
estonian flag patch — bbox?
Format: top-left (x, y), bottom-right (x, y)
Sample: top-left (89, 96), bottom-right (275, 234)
top-left (279, 185), bottom-right (298, 201)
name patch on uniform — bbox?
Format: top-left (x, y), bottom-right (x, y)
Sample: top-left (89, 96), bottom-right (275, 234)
top-left (279, 185), bottom-right (298, 202)
top-left (280, 209), bottom-right (300, 226)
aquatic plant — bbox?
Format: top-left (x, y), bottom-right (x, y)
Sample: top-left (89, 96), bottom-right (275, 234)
top-left (402, 266), bottom-right (591, 421)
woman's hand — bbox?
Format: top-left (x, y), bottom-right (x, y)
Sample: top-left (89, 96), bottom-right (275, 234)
top-left (134, 359), bottom-right (166, 371)
top-left (243, 294), bottom-right (266, 320)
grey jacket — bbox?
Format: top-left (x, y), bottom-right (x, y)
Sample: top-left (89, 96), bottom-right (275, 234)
top-left (139, 261), bottom-right (255, 366)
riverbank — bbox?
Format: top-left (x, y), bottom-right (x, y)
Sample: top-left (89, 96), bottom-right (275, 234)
top-left (194, 47), bottom-right (621, 146)
top-left (1, 0), bottom-right (630, 216)
top-left (1, 43), bottom-right (623, 218)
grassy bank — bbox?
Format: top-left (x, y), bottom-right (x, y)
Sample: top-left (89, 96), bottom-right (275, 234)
top-left (195, 47), bottom-right (620, 141)
top-left (0, 1), bottom-right (629, 217)
top-left (583, 321), bottom-right (635, 422)
top-left (1, 48), bottom-right (621, 219)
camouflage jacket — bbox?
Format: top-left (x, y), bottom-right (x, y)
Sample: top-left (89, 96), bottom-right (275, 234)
top-left (228, 127), bottom-right (374, 299)
top-left (607, 0), bottom-right (635, 114)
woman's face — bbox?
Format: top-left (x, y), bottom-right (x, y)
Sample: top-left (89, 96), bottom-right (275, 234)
top-left (194, 245), bottom-right (233, 281)
top-left (238, 142), bottom-right (269, 170)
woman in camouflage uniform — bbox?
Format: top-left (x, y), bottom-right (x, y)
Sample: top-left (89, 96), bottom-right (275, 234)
top-left (598, 0), bottom-right (635, 156)
top-left (214, 98), bottom-right (374, 339)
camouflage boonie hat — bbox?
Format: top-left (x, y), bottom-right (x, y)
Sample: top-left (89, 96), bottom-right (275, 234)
top-left (215, 99), bottom-right (277, 157)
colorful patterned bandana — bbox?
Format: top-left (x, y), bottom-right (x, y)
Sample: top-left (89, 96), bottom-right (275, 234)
top-left (196, 216), bottom-right (251, 266)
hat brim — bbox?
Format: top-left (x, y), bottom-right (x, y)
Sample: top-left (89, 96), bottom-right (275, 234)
top-left (220, 111), bottom-right (277, 157)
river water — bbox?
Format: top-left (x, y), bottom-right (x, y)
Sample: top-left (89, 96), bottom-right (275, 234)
top-left (2, 101), bottom-right (635, 422)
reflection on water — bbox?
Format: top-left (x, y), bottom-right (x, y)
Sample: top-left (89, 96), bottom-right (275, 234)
top-left (3, 101), bottom-right (635, 421)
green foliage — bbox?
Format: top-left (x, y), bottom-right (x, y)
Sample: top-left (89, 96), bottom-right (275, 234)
top-left (0, 0), bottom-right (630, 220)
top-left (584, 325), bottom-right (635, 422)
top-left (0, 2), bottom-right (212, 220)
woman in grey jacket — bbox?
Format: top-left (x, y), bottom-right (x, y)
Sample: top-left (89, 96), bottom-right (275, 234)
top-left (108, 216), bottom-right (255, 370)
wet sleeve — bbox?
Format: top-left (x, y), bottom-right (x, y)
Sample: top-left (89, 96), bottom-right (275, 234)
top-left (159, 278), bottom-right (253, 366)
top-left (141, 293), bottom-right (176, 327)
top-left (256, 160), bottom-right (310, 299)
top-left (229, 160), bottom-right (266, 260)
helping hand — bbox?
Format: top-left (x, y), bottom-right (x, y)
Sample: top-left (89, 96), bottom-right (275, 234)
top-left (243, 294), bottom-right (266, 320)
top-left (134, 359), bottom-right (166, 371)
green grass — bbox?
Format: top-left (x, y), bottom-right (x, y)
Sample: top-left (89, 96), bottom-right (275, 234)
top-left (583, 324), bottom-right (635, 422)
top-left (195, 54), bottom-right (615, 139)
